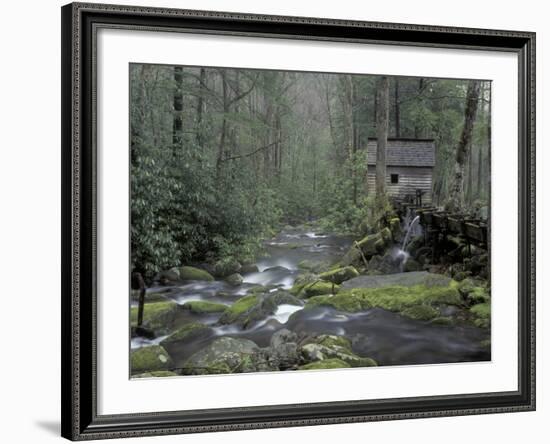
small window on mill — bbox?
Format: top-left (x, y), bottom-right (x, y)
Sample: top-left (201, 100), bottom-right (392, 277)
top-left (390, 174), bottom-right (399, 184)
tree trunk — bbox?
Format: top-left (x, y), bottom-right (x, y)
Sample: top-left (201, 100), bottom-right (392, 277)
top-left (394, 78), bottom-right (400, 138)
top-left (173, 66), bottom-right (183, 151)
top-left (195, 68), bottom-right (206, 148)
top-left (448, 80), bottom-right (481, 212)
top-left (375, 76), bottom-right (390, 207)
top-left (216, 71), bottom-right (229, 171)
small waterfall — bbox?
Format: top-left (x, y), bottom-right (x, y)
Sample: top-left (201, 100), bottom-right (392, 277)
top-left (396, 214), bottom-right (422, 271)
top-left (402, 215), bottom-right (421, 251)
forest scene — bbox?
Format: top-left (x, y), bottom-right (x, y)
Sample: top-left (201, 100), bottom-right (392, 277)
top-left (129, 63), bottom-right (491, 378)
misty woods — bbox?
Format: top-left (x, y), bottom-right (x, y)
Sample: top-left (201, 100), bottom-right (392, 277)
top-left (130, 64), bottom-right (490, 281)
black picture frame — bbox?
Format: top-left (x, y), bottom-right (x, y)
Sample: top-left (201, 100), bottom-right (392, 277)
top-left (61, 2), bottom-right (536, 440)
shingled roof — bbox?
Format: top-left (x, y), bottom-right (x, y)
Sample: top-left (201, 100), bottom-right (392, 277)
top-left (366, 138), bottom-right (435, 167)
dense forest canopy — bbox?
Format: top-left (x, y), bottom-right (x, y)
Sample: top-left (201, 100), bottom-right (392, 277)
top-left (130, 64), bottom-right (490, 279)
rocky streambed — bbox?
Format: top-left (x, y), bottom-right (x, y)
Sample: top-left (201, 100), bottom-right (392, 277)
top-left (130, 225), bottom-right (491, 378)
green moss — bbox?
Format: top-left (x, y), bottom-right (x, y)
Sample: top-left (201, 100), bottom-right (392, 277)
top-left (182, 300), bottom-right (227, 314)
top-left (306, 282), bottom-right (461, 314)
top-left (160, 322), bottom-right (210, 346)
top-left (380, 227), bottom-right (392, 243)
top-left (316, 335), bottom-right (352, 351)
top-left (290, 273), bottom-right (317, 295)
top-left (430, 316), bottom-right (454, 326)
top-left (299, 281), bottom-right (339, 298)
top-left (389, 217), bottom-right (402, 241)
top-left (130, 301), bottom-right (178, 332)
top-left (179, 266), bottom-right (214, 282)
top-left (401, 304), bottom-right (439, 321)
top-left (469, 287), bottom-right (490, 304)
top-left (220, 295), bottom-right (259, 323)
top-left (299, 358), bottom-right (351, 370)
top-left (130, 345), bottom-right (172, 374)
top-left (133, 370), bottom-right (177, 378)
top-left (352, 357), bottom-right (378, 367)
top-left (319, 266), bottom-right (359, 284)
top-left (470, 303), bottom-right (491, 328)
top-left (213, 258), bottom-right (241, 277)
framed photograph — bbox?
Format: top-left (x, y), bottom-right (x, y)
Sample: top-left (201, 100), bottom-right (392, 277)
top-left (61, 2), bottom-right (535, 440)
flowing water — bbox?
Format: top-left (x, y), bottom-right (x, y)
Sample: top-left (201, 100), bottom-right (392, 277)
top-left (132, 225), bottom-right (490, 368)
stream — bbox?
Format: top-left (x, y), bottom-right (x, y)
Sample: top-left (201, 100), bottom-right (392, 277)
top-left (131, 226), bottom-right (490, 368)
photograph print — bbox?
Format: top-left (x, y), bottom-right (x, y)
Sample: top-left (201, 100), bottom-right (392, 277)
top-left (129, 64), bottom-right (491, 378)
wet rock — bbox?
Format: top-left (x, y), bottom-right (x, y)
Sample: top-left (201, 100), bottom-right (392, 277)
top-left (213, 258), bottom-right (242, 278)
top-left (181, 300), bottom-right (227, 314)
top-left (290, 272), bottom-right (318, 295)
top-left (130, 301), bottom-right (180, 335)
top-left (298, 281), bottom-right (339, 299)
top-left (307, 276), bottom-right (461, 314)
top-left (218, 295), bottom-right (259, 325)
top-left (404, 259), bottom-right (423, 272)
top-left (297, 259), bottom-right (329, 273)
top-left (469, 303), bottom-right (491, 328)
top-left (160, 323), bottom-right (211, 348)
top-left (180, 337), bottom-right (268, 375)
top-left (130, 345), bottom-right (173, 374)
top-left (225, 273), bottom-right (244, 286)
top-left (155, 267), bottom-right (180, 284)
top-left (319, 266), bottom-right (359, 284)
top-left (218, 291), bottom-right (303, 327)
top-left (430, 316), bottom-right (454, 326)
top-left (270, 328), bottom-right (298, 349)
top-left (270, 329), bottom-right (300, 370)
top-left (300, 335), bottom-right (377, 368)
top-left (389, 217), bottom-right (402, 242)
top-left (401, 304), bottom-right (439, 321)
top-left (240, 264), bottom-right (259, 274)
top-left (179, 266), bottom-right (214, 282)
top-left (341, 271), bottom-right (451, 290)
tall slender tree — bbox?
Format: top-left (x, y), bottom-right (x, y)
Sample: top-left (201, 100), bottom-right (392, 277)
top-left (375, 76), bottom-right (390, 209)
top-left (448, 80), bottom-right (481, 211)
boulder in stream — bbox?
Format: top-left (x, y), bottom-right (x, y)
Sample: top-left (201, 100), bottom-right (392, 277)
top-left (318, 266), bottom-right (359, 284)
top-left (178, 266), bottom-right (214, 282)
top-left (130, 301), bottom-right (180, 335)
top-left (180, 337), bottom-right (274, 375)
top-left (300, 335), bottom-right (377, 368)
top-left (131, 345), bottom-right (173, 374)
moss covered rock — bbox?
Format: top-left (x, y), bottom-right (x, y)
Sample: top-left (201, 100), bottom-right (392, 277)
top-left (182, 300), bottom-right (227, 314)
top-left (401, 304), bottom-right (439, 321)
top-left (306, 281), bottom-right (461, 314)
top-left (389, 217), bottom-right (402, 242)
top-left (300, 335), bottom-right (377, 368)
top-left (180, 337), bottom-right (265, 375)
top-left (430, 316), bottom-right (454, 326)
top-left (225, 273), bottom-right (244, 286)
top-left (290, 273), bottom-right (318, 296)
top-left (218, 295), bottom-right (259, 324)
top-left (297, 259), bottom-right (329, 273)
top-left (470, 302), bottom-right (491, 328)
top-left (160, 322), bottom-right (211, 347)
top-left (179, 266), bottom-right (214, 282)
top-left (299, 358), bottom-right (351, 370)
top-left (130, 345), bottom-right (172, 374)
top-left (213, 258), bottom-right (241, 278)
top-left (298, 281), bottom-right (339, 298)
top-left (319, 266), bottom-right (359, 284)
top-left (130, 301), bottom-right (179, 335)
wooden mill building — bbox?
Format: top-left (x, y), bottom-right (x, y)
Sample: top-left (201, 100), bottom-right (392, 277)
top-left (366, 138), bottom-right (435, 205)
